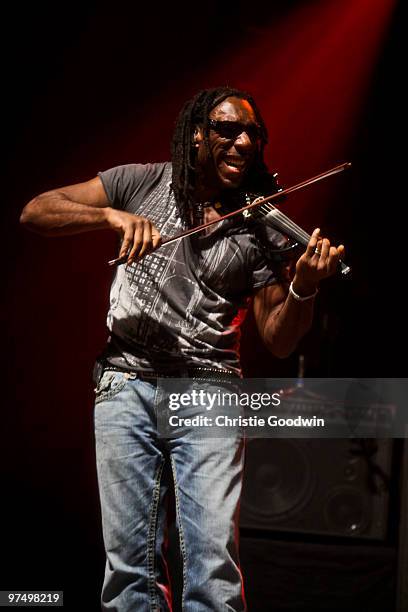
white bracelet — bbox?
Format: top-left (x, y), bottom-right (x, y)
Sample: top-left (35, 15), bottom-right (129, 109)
top-left (289, 281), bottom-right (318, 301)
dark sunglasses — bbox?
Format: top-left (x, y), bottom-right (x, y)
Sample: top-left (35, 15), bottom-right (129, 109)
top-left (208, 119), bottom-right (262, 142)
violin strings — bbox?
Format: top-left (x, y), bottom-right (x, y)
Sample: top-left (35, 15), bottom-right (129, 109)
top-left (250, 201), bottom-right (311, 246)
top-left (261, 204), bottom-right (311, 243)
top-left (245, 199), bottom-right (351, 275)
top-left (262, 207), bottom-right (310, 242)
top-left (260, 202), bottom-right (310, 240)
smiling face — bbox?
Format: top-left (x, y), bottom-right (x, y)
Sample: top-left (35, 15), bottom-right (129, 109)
top-left (194, 96), bottom-right (261, 199)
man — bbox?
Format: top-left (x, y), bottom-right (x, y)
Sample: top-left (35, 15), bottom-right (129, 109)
top-left (20, 86), bottom-right (344, 611)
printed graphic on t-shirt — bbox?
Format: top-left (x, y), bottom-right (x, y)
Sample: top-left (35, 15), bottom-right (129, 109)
top-left (99, 163), bottom-right (278, 373)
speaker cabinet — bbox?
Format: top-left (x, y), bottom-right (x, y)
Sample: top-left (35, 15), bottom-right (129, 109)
top-left (240, 438), bottom-right (393, 540)
top-left (240, 537), bottom-right (396, 612)
top-left (397, 436), bottom-right (408, 611)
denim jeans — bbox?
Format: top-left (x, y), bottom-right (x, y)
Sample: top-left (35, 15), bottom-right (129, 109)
top-left (94, 369), bottom-right (246, 611)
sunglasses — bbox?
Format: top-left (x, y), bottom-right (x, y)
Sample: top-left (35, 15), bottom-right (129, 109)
top-left (208, 119), bottom-right (262, 142)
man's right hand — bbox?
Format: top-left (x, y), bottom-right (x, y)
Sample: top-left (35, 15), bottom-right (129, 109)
top-left (105, 208), bottom-right (162, 264)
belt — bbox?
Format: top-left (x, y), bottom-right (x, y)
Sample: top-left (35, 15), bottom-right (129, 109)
top-left (103, 365), bottom-right (240, 382)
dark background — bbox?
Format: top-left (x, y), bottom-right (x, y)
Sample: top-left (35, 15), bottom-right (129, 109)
top-left (1, 0), bottom-right (404, 610)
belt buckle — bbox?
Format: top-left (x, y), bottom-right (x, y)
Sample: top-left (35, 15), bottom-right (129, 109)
top-left (138, 370), bottom-right (159, 381)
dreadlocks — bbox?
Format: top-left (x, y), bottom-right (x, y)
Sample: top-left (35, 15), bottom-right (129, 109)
top-left (171, 86), bottom-right (279, 228)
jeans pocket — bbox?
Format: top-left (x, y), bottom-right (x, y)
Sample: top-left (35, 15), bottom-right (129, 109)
top-left (95, 370), bottom-right (127, 404)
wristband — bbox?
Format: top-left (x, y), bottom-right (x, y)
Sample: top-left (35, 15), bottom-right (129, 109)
top-left (289, 281), bottom-right (318, 301)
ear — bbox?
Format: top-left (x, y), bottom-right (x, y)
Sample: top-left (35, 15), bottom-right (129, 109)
top-left (193, 125), bottom-right (204, 147)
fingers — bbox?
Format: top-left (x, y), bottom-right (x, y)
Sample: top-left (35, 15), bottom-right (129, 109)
top-left (305, 228), bottom-right (321, 258)
top-left (327, 246), bottom-right (340, 275)
top-left (119, 226), bottom-right (135, 259)
top-left (137, 221), bottom-right (163, 259)
top-left (318, 238), bottom-right (330, 261)
top-left (318, 243), bottom-right (345, 276)
top-left (107, 209), bottom-right (162, 264)
top-left (327, 243), bottom-right (345, 275)
top-left (152, 230), bottom-right (162, 250)
top-left (138, 222), bottom-right (154, 259)
top-left (116, 217), bottom-right (161, 264)
top-left (127, 221), bottom-right (162, 264)
top-left (126, 219), bottom-right (145, 263)
top-left (315, 238), bottom-right (337, 274)
top-left (301, 228), bottom-right (346, 280)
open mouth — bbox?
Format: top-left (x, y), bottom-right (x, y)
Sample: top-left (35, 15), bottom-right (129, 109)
top-left (222, 159), bottom-right (246, 174)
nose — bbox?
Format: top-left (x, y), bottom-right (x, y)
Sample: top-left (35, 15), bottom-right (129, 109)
top-left (234, 129), bottom-right (256, 153)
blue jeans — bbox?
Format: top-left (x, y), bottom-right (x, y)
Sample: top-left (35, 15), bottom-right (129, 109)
top-left (94, 370), bottom-right (246, 611)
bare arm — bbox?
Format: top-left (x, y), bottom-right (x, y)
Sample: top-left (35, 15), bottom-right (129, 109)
top-left (253, 228), bottom-right (345, 358)
top-left (20, 177), bottom-right (161, 262)
top-left (253, 281), bottom-right (315, 359)
top-left (20, 177), bottom-right (112, 235)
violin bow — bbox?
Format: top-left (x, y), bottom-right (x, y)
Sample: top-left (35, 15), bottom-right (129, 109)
top-left (108, 162), bottom-right (351, 275)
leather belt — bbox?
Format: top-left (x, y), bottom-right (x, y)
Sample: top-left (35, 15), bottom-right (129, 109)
top-left (104, 365), bottom-right (240, 382)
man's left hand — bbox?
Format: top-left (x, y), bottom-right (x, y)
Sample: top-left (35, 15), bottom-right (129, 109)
top-left (292, 228), bottom-right (345, 296)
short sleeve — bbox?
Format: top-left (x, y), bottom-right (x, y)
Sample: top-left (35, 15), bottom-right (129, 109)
top-left (98, 163), bottom-right (167, 213)
top-left (247, 225), bottom-right (289, 291)
top-left (250, 254), bottom-right (278, 290)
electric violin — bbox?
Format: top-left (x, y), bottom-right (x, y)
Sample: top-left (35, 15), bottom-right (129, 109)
top-left (109, 162), bottom-right (351, 276)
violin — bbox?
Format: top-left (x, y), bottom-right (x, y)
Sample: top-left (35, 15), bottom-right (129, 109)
top-left (109, 162), bottom-right (351, 277)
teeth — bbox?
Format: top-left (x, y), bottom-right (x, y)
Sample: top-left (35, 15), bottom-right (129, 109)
top-left (225, 160), bottom-right (243, 168)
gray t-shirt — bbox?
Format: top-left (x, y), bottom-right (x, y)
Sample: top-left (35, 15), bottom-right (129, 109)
top-left (98, 162), bottom-right (280, 375)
